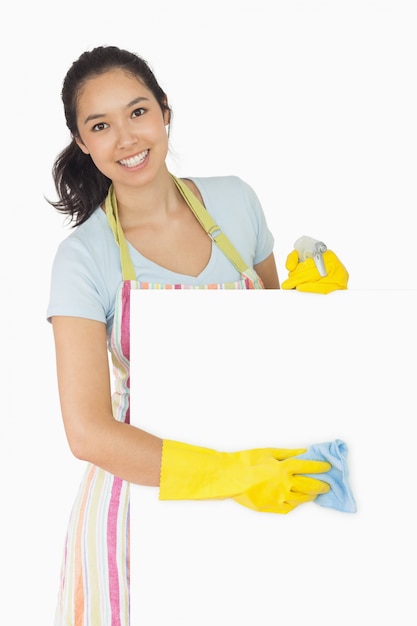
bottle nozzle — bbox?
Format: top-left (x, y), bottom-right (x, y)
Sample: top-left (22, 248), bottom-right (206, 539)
top-left (294, 235), bottom-right (328, 277)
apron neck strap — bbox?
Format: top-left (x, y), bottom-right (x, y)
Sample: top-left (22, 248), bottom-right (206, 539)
top-left (104, 184), bottom-right (137, 281)
top-left (171, 175), bottom-right (250, 275)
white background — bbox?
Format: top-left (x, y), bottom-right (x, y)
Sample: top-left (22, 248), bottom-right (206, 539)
top-left (1, 1), bottom-right (416, 623)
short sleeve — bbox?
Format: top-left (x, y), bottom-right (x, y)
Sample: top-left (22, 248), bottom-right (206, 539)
top-left (238, 178), bottom-right (275, 265)
top-left (46, 210), bottom-right (120, 324)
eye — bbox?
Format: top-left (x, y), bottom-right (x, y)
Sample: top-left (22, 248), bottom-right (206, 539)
top-left (132, 107), bottom-right (146, 118)
top-left (92, 122), bottom-right (109, 132)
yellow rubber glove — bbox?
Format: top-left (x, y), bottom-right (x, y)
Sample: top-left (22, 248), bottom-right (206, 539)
top-left (281, 249), bottom-right (349, 294)
top-left (159, 440), bottom-right (331, 514)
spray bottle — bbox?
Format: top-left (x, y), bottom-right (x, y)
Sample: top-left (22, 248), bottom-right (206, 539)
top-left (294, 236), bottom-right (328, 277)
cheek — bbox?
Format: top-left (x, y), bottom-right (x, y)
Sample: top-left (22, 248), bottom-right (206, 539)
top-left (85, 141), bottom-right (114, 174)
top-left (85, 136), bottom-right (111, 160)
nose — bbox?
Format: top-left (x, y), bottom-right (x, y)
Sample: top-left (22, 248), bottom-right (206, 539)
top-left (116, 122), bottom-right (137, 149)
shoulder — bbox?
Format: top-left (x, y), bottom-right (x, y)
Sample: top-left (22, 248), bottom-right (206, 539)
top-left (54, 208), bottom-right (116, 265)
top-left (50, 208), bottom-right (121, 301)
top-left (183, 175), bottom-right (261, 211)
top-left (184, 175), bottom-right (252, 198)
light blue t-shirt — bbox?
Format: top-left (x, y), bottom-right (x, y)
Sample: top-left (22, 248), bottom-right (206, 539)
top-left (47, 176), bottom-right (274, 333)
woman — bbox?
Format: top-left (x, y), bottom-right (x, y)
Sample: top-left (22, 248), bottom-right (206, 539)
top-left (47, 45), bottom-right (342, 625)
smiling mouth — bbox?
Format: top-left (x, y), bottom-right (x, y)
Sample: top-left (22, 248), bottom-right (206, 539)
top-left (118, 149), bottom-right (149, 168)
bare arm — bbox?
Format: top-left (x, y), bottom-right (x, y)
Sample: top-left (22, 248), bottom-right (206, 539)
top-left (51, 316), bottom-right (163, 486)
top-left (254, 253), bottom-right (280, 289)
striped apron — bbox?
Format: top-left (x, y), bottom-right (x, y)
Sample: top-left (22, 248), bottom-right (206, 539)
top-left (54, 176), bottom-right (263, 625)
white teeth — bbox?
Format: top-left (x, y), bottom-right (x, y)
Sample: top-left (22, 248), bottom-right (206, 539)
top-left (119, 150), bottom-right (148, 167)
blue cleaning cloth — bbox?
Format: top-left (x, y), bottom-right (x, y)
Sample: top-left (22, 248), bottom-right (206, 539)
top-left (296, 439), bottom-right (357, 513)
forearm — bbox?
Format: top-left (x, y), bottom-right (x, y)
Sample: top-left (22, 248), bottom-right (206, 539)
top-left (52, 316), bottom-right (162, 485)
top-left (72, 418), bottom-right (163, 486)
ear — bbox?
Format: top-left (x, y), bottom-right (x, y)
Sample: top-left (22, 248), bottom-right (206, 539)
top-left (74, 135), bottom-right (90, 155)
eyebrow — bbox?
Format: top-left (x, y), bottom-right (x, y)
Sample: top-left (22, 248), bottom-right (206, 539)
top-left (83, 96), bottom-right (150, 125)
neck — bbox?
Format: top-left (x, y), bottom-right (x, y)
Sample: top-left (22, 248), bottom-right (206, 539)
top-left (112, 168), bottom-right (179, 228)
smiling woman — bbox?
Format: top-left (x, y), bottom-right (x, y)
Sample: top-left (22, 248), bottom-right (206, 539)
top-left (46, 45), bottom-right (346, 626)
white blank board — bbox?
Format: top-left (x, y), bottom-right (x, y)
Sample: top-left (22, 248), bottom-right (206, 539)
top-left (130, 290), bottom-right (416, 625)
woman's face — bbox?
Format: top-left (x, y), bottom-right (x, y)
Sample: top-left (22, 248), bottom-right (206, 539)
top-left (75, 69), bottom-right (170, 190)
